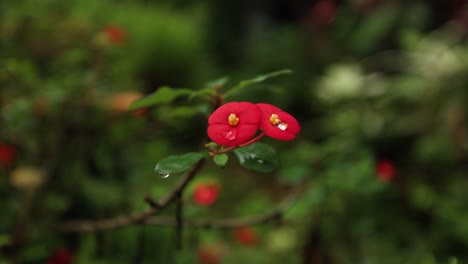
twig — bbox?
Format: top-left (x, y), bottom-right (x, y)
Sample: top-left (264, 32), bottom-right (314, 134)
top-left (145, 184), bottom-right (303, 229)
top-left (57, 159), bottom-right (205, 232)
top-left (175, 192), bottom-right (183, 249)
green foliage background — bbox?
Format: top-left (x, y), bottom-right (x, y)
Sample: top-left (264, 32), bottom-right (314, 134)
top-left (1, 0), bottom-right (468, 263)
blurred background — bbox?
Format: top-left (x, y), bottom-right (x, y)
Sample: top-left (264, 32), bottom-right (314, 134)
top-left (1, 0), bottom-right (468, 263)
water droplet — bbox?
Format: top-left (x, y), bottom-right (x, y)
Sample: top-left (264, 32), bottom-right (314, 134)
top-left (257, 159), bottom-right (264, 164)
top-left (222, 130), bottom-right (237, 141)
top-left (277, 122), bottom-right (288, 131)
top-left (159, 173), bottom-right (170, 178)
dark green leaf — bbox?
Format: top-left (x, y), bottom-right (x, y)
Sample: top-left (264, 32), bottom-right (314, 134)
top-left (154, 152), bottom-right (205, 175)
top-left (233, 142), bottom-right (280, 173)
top-left (128, 86), bottom-right (193, 111)
top-left (189, 87), bottom-right (216, 100)
top-left (213, 153), bottom-right (228, 167)
top-left (224, 69), bottom-right (292, 98)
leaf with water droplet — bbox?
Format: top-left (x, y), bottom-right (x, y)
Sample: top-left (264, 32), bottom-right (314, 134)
top-left (154, 152), bottom-right (205, 175)
top-left (213, 153), bottom-right (229, 168)
top-left (160, 173), bottom-right (170, 179)
top-left (233, 142), bottom-right (279, 173)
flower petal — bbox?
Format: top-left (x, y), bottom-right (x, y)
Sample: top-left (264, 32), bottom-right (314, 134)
top-left (207, 124), bottom-right (259, 146)
top-left (256, 103), bottom-right (300, 141)
top-left (208, 102), bottom-right (261, 125)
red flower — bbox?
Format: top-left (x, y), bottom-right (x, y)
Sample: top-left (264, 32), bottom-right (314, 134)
top-left (256, 103), bottom-right (300, 141)
top-left (193, 183), bottom-right (220, 206)
top-left (0, 144), bottom-right (16, 168)
top-left (376, 160), bottom-right (395, 182)
top-left (233, 226), bottom-right (258, 246)
top-left (207, 102), bottom-right (261, 146)
top-left (47, 248), bottom-right (74, 264)
top-left (102, 25), bottom-right (126, 44)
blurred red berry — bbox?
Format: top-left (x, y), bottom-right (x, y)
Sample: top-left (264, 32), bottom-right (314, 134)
top-left (207, 102), bottom-right (261, 147)
top-left (0, 144), bottom-right (16, 168)
top-left (309, 0), bottom-right (337, 26)
top-left (47, 248), bottom-right (74, 264)
top-left (376, 160), bottom-right (395, 182)
top-left (197, 246), bottom-right (222, 264)
top-left (193, 183), bottom-right (220, 206)
top-left (233, 226), bottom-right (258, 246)
top-left (256, 103), bottom-right (300, 141)
top-left (102, 24), bottom-right (126, 44)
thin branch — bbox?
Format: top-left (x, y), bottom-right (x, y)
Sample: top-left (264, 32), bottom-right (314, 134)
top-left (175, 192), bottom-right (183, 249)
top-left (57, 159), bottom-right (205, 232)
top-left (144, 184), bottom-right (304, 229)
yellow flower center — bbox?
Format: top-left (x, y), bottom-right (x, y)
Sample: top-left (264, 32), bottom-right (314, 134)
top-left (228, 113), bottom-right (239, 126)
top-left (270, 114), bottom-right (288, 131)
top-left (269, 114), bottom-right (280, 125)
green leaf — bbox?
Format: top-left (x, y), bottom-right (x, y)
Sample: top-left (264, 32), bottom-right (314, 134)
top-left (189, 87), bottom-right (216, 100)
top-left (206, 76), bottom-right (229, 88)
top-left (0, 234), bottom-right (10, 247)
top-left (154, 152), bottom-right (205, 175)
top-left (224, 69), bottom-right (292, 98)
top-left (128, 86), bottom-right (193, 111)
top-left (213, 153), bottom-right (228, 167)
top-left (233, 142), bottom-right (280, 173)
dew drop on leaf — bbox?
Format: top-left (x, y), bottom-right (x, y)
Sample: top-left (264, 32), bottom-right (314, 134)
top-left (159, 173), bottom-right (170, 179)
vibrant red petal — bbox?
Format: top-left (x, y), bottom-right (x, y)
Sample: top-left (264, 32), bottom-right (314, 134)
top-left (208, 102), bottom-right (260, 125)
top-left (256, 103), bottom-right (282, 115)
top-left (256, 103), bottom-right (300, 141)
top-left (234, 102), bottom-right (262, 124)
top-left (207, 124), bottom-right (258, 146)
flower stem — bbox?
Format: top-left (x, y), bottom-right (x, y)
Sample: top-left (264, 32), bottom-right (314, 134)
top-left (212, 132), bottom-right (265, 155)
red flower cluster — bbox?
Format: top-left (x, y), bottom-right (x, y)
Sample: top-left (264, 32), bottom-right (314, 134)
top-left (207, 102), bottom-right (300, 147)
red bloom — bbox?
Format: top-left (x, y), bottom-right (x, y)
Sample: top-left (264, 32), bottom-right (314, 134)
top-left (207, 102), bottom-right (261, 146)
top-left (256, 103), bottom-right (300, 141)
top-left (102, 25), bottom-right (126, 44)
top-left (233, 226), bottom-right (258, 246)
top-left (47, 248), bottom-right (74, 264)
top-left (0, 144), bottom-right (16, 168)
top-left (193, 183), bottom-right (220, 206)
top-left (376, 160), bottom-right (395, 182)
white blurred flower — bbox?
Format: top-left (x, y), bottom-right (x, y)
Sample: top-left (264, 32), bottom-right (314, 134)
top-left (315, 63), bottom-right (364, 102)
top-left (409, 39), bottom-right (463, 78)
